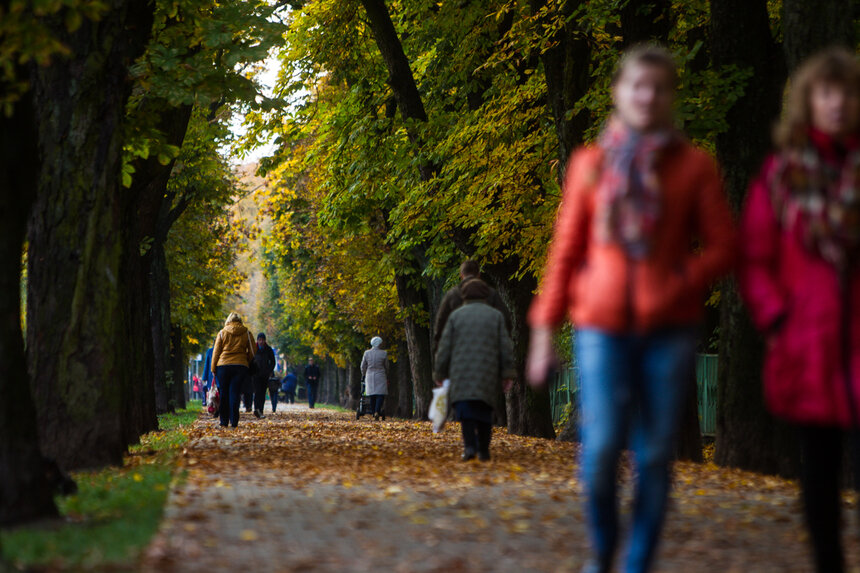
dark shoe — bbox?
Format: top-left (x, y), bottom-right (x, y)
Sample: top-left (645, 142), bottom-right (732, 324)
top-left (478, 451), bottom-right (491, 462)
top-left (219, 423), bottom-right (228, 428)
top-left (253, 409), bottom-right (262, 418)
top-left (461, 448), bottom-right (477, 462)
top-left (245, 407), bottom-right (252, 413)
top-left (381, 413), bottom-right (386, 421)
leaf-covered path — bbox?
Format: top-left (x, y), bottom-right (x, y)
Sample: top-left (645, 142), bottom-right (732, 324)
top-left (143, 404), bottom-right (860, 572)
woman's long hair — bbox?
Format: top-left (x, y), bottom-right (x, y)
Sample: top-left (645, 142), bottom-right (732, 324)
top-left (774, 48), bottom-right (860, 150)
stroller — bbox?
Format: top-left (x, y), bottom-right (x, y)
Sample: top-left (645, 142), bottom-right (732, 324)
top-left (355, 380), bottom-right (373, 419)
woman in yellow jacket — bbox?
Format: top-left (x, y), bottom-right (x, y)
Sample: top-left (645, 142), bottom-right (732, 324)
top-left (212, 312), bottom-right (256, 428)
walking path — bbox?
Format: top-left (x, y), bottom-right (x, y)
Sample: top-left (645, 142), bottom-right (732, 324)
top-left (143, 404), bottom-right (860, 572)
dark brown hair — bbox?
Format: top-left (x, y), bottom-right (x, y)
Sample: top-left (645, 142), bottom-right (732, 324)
top-left (774, 47), bottom-right (860, 149)
top-left (611, 44), bottom-right (678, 88)
top-left (461, 278), bottom-right (491, 300)
top-left (460, 259), bottom-right (480, 278)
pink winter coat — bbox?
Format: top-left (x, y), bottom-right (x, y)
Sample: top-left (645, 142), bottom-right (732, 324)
top-left (739, 150), bottom-right (860, 427)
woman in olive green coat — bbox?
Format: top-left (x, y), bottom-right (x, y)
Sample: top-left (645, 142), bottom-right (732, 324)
top-left (434, 279), bottom-right (515, 461)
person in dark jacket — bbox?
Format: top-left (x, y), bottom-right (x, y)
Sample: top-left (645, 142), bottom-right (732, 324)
top-left (433, 259), bottom-right (511, 356)
top-left (252, 333), bottom-right (276, 418)
top-left (281, 370), bottom-right (298, 404)
top-left (304, 357), bottom-right (321, 409)
top-left (434, 279), bottom-right (515, 462)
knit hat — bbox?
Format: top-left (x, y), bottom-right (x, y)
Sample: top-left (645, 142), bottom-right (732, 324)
top-left (371, 336), bottom-right (383, 348)
top-left (225, 312), bottom-right (242, 326)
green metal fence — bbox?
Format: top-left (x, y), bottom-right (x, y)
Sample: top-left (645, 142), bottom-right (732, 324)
top-left (695, 353), bottom-right (719, 436)
top-left (549, 353), bottom-right (720, 437)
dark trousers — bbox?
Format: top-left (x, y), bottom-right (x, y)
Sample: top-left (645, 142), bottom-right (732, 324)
top-left (799, 425), bottom-right (844, 573)
top-left (461, 419), bottom-right (492, 455)
top-left (370, 395), bottom-right (385, 416)
top-left (284, 390), bottom-right (295, 404)
top-left (307, 381), bottom-right (319, 408)
top-left (253, 376), bottom-right (268, 413)
top-left (242, 374), bottom-right (253, 411)
top-left (216, 365), bottom-right (248, 427)
top-left (269, 383), bottom-right (279, 412)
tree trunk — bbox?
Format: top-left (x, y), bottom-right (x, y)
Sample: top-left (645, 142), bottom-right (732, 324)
top-left (618, 0), bottom-right (671, 48)
top-left (151, 240), bottom-right (174, 414)
top-left (782, 0), bottom-right (856, 71)
top-left (0, 70), bottom-right (58, 525)
top-left (394, 273), bottom-right (435, 418)
top-left (493, 270), bottom-right (556, 439)
top-left (395, 341), bottom-right (413, 417)
top-left (27, 3), bottom-right (154, 470)
top-left (170, 324), bottom-right (186, 410)
top-left (533, 0), bottom-right (592, 170)
top-left (124, 104), bottom-right (193, 427)
top-left (348, 350), bottom-right (362, 411)
top-left (710, 0), bottom-right (795, 476)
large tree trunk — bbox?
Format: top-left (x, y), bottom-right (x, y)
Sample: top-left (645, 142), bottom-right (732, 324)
top-left (532, 0), bottom-right (592, 171)
top-left (0, 70), bottom-right (58, 525)
top-left (27, 3), bottom-right (154, 470)
top-left (782, 0), bottom-right (856, 71)
top-left (395, 341), bottom-right (413, 417)
top-left (394, 273), bottom-right (435, 418)
top-left (493, 270), bottom-right (555, 439)
top-left (348, 350), bottom-right (362, 411)
top-left (710, 0), bottom-right (794, 475)
top-left (170, 324), bottom-right (187, 410)
top-left (151, 240), bottom-right (174, 413)
top-left (124, 104), bottom-right (193, 424)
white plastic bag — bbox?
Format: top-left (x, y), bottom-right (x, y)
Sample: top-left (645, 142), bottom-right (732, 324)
top-left (429, 379), bottom-right (450, 433)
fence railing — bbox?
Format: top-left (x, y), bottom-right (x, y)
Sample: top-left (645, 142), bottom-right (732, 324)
top-left (548, 353), bottom-right (720, 437)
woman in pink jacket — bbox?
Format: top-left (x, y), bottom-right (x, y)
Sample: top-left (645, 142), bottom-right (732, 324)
top-left (739, 48), bottom-right (860, 573)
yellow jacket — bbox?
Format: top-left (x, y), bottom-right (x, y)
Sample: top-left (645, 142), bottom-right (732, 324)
top-left (212, 322), bottom-right (256, 372)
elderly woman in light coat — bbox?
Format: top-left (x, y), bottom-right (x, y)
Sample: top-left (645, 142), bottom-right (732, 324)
top-left (361, 336), bottom-right (389, 421)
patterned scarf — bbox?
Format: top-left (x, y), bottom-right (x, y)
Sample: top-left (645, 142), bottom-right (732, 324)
top-left (595, 117), bottom-right (680, 259)
top-left (769, 130), bottom-right (860, 270)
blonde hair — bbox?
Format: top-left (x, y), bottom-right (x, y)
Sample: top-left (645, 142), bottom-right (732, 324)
top-left (225, 312), bottom-right (242, 326)
top-left (612, 44), bottom-right (678, 88)
top-left (774, 48), bottom-right (860, 150)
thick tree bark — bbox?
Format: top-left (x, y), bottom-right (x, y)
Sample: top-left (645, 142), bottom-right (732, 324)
top-left (533, 0), bottom-right (592, 170)
top-left (170, 324), bottom-right (186, 410)
top-left (618, 0), bottom-right (672, 48)
top-left (125, 104), bottom-right (193, 421)
top-left (395, 341), bottom-right (413, 417)
top-left (0, 70), bottom-right (58, 525)
top-left (394, 273), bottom-right (435, 418)
top-left (27, 3), bottom-right (154, 470)
top-left (348, 350), bottom-right (362, 411)
top-left (782, 0), bottom-right (857, 71)
top-left (359, 0), bottom-right (438, 419)
top-left (151, 240), bottom-right (174, 413)
top-left (492, 269), bottom-right (555, 439)
top-left (710, 0), bottom-right (795, 476)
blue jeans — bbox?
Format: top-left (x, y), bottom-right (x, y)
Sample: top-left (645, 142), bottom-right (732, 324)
top-left (576, 327), bottom-right (697, 573)
top-left (216, 365), bottom-right (249, 427)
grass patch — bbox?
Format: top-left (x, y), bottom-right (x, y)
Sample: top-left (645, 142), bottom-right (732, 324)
top-left (314, 403), bottom-right (350, 413)
top-left (1, 403), bottom-right (202, 571)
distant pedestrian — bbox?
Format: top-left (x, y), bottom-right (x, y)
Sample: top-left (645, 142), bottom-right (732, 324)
top-left (202, 345), bottom-right (216, 402)
top-left (434, 279), bottom-right (515, 462)
top-left (361, 337), bottom-right (389, 421)
top-left (212, 312), bottom-right (256, 428)
top-left (526, 45), bottom-right (736, 573)
top-left (252, 333), bottom-right (276, 418)
top-left (282, 370), bottom-right (297, 404)
top-left (739, 48), bottom-right (860, 573)
top-left (304, 357), bottom-right (321, 409)
top-left (433, 259), bottom-right (511, 355)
